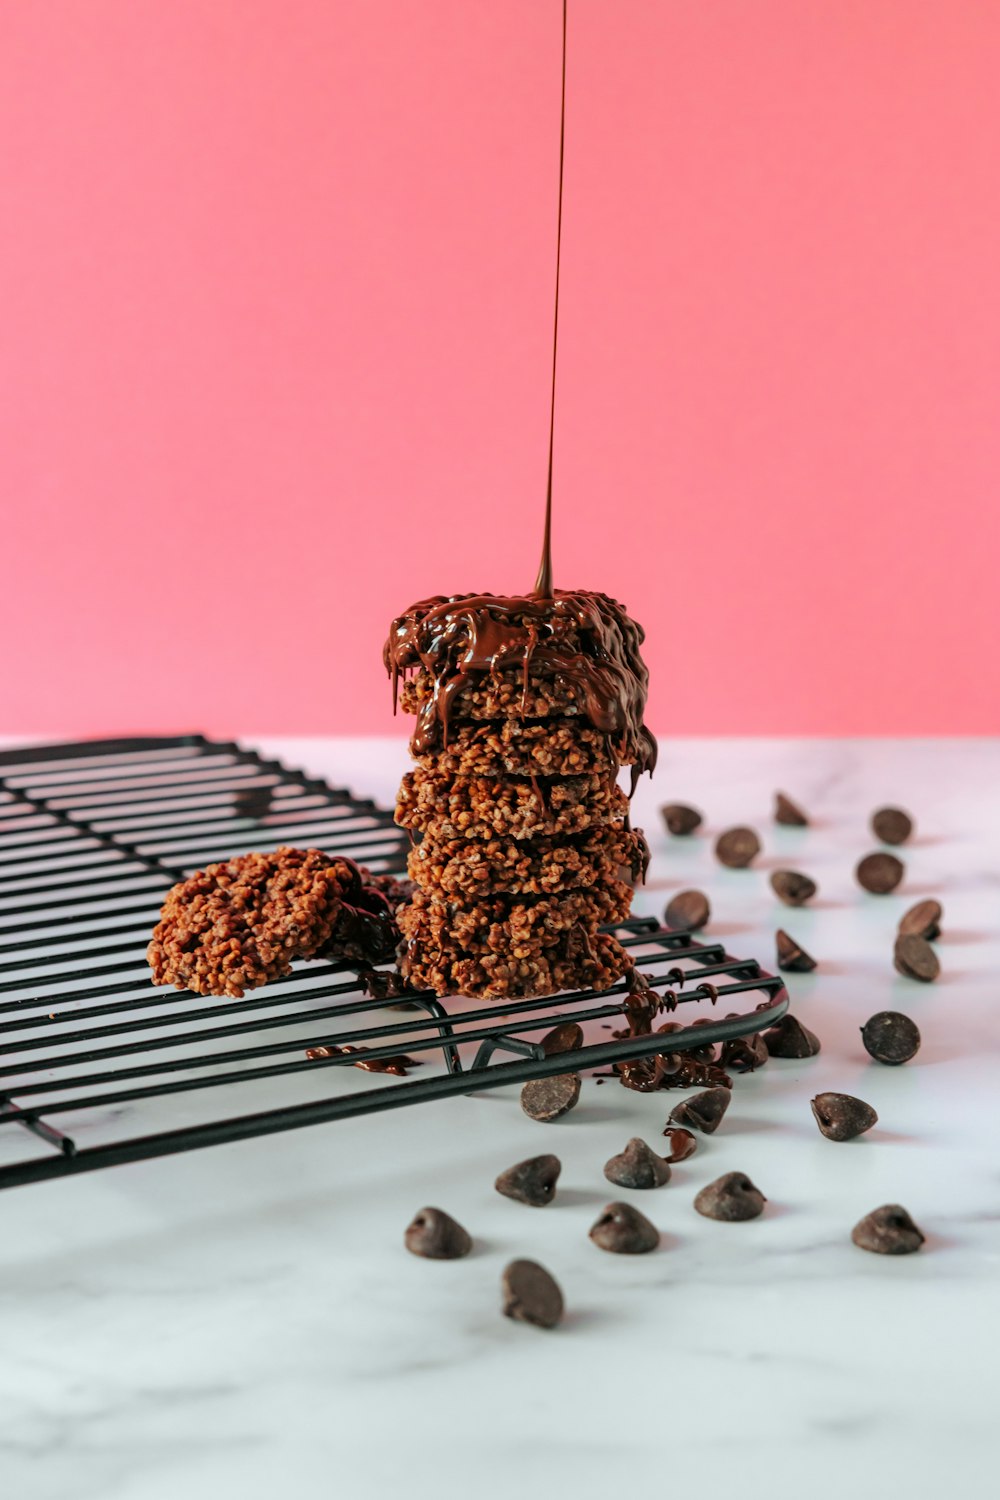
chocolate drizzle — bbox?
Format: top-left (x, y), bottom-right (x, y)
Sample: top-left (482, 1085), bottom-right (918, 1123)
top-left (384, 590), bottom-right (657, 781)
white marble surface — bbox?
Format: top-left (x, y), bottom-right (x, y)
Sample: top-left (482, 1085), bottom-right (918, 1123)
top-left (1, 736), bottom-right (998, 1500)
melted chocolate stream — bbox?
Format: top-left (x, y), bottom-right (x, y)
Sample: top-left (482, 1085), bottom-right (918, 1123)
top-left (533, 0), bottom-right (567, 601)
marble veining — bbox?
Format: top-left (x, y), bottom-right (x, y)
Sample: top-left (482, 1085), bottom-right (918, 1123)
top-left (0, 737), bottom-right (997, 1500)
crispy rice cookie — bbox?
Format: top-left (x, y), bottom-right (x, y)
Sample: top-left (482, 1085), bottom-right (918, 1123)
top-left (394, 769), bottom-right (629, 842)
top-left (148, 847), bottom-right (396, 998)
top-left (412, 718), bottom-right (624, 779)
top-left (399, 918), bottom-right (631, 1000)
top-left (398, 885), bottom-right (633, 955)
top-left (408, 822), bottom-right (649, 898)
top-left (399, 668), bottom-right (586, 723)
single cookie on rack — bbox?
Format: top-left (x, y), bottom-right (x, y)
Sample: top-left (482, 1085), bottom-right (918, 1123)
top-left (394, 768), bottom-right (629, 842)
top-left (147, 847), bottom-right (398, 998)
top-left (408, 823), bottom-right (649, 899)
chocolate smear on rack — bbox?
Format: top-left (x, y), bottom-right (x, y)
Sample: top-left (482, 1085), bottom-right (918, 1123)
top-left (305, 1042), bottom-right (420, 1076)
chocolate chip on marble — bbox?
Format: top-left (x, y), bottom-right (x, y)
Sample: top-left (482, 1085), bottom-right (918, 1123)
top-left (775, 928), bottom-right (817, 973)
top-left (501, 1258), bottom-right (564, 1328)
top-left (893, 934), bottom-right (940, 983)
top-left (694, 1172), bottom-right (766, 1222)
top-left (603, 1137), bottom-right (672, 1190)
top-left (810, 1092), bottom-right (878, 1141)
top-left (774, 791), bottom-right (809, 826)
top-left (851, 1204), bottom-right (925, 1255)
top-left (495, 1153), bottom-right (562, 1207)
top-left (664, 889), bottom-right (710, 933)
top-left (662, 1126), bottom-right (698, 1162)
top-left (856, 852), bottom-right (904, 894)
top-left (667, 1086), bottom-right (731, 1134)
top-left (520, 1073), bottom-right (581, 1122)
top-left (540, 1021), bottom-right (584, 1056)
top-left (898, 899), bottom-right (942, 941)
top-left (764, 1013), bottom-right (821, 1058)
top-left (714, 826), bottom-right (761, 869)
top-left (871, 806), bottom-right (914, 846)
top-left (404, 1207), bottom-right (472, 1260)
top-left (770, 869), bottom-right (817, 906)
top-left (589, 1201), bottom-right (660, 1254)
top-left (661, 802), bottom-right (703, 836)
top-left (861, 1010), bottom-right (921, 1065)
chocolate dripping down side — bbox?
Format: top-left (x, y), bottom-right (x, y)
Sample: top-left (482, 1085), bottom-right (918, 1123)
top-left (383, 590), bottom-right (657, 787)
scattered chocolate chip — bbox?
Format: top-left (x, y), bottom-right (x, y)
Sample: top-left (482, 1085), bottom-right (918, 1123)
top-left (770, 869), bottom-right (817, 906)
top-left (774, 791), bottom-right (809, 826)
top-left (694, 1172), bottom-right (766, 1222)
top-left (664, 889), bottom-right (710, 933)
top-left (662, 1126), bottom-right (698, 1162)
top-left (810, 1092), bottom-right (878, 1141)
top-left (495, 1153), bottom-right (562, 1207)
top-left (661, 802), bottom-right (703, 836)
top-left (501, 1258), bottom-right (564, 1328)
top-left (233, 785), bottom-right (274, 819)
top-left (775, 928), bottom-right (817, 973)
top-left (856, 851), bottom-right (904, 894)
top-left (589, 1201), bottom-right (660, 1254)
top-left (720, 1015), bottom-right (769, 1072)
top-left (764, 1013), bottom-right (821, 1058)
top-left (871, 807), bottom-right (914, 846)
top-left (520, 1072), bottom-right (581, 1121)
top-left (898, 899), bottom-right (942, 940)
top-left (404, 1207), bottom-right (472, 1260)
top-left (893, 934), bottom-right (940, 983)
top-left (540, 1021), bottom-right (584, 1056)
top-left (851, 1204), bottom-right (925, 1255)
top-left (861, 1011), bottom-right (921, 1065)
top-left (305, 1042), bottom-right (419, 1075)
top-left (667, 1086), bottom-right (731, 1134)
top-left (714, 826), bottom-right (761, 869)
top-left (603, 1137), bottom-right (672, 1190)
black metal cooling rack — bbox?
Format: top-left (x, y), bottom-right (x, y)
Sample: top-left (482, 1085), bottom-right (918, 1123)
top-left (0, 735), bottom-right (787, 1191)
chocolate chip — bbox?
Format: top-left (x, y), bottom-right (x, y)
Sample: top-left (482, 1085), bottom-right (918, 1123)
top-left (861, 1010), bottom-right (921, 1065)
top-left (495, 1153), bottom-right (562, 1207)
top-left (664, 889), bottom-right (710, 933)
top-left (898, 899), bottom-right (942, 941)
top-left (810, 1092), bottom-right (878, 1140)
top-left (667, 1086), bottom-right (731, 1134)
top-left (774, 791), bottom-right (809, 826)
top-left (404, 1207), bottom-right (472, 1259)
top-left (871, 806), bottom-right (914, 846)
top-left (661, 802), bottom-right (703, 836)
top-left (662, 1126), bottom-right (698, 1162)
top-left (589, 1201), bottom-right (660, 1254)
top-left (770, 869), bottom-right (817, 906)
top-left (764, 1013), bottom-right (821, 1058)
top-left (775, 928), bottom-right (817, 972)
top-left (851, 1204), bottom-right (925, 1255)
top-left (520, 1072), bottom-right (581, 1121)
top-left (893, 934), bottom-right (940, 983)
top-left (603, 1137), bottom-right (672, 1190)
top-left (719, 1015), bottom-right (768, 1072)
top-left (714, 826), bottom-right (761, 869)
top-left (501, 1258), bottom-right (564, 1328)
top-left (694, 1172), bottom-right (766, 1222)
top-left (856, 851), bottom-right (904, 894)
top-left (540, 1021), bottom-right (584, 1056)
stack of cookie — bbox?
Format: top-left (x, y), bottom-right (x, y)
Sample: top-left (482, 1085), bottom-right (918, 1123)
top-left (385, 590), bottom-right (655, 1000)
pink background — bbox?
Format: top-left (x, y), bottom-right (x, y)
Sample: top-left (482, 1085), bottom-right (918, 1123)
top-left (2, 0), bottom-right (998, 737)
